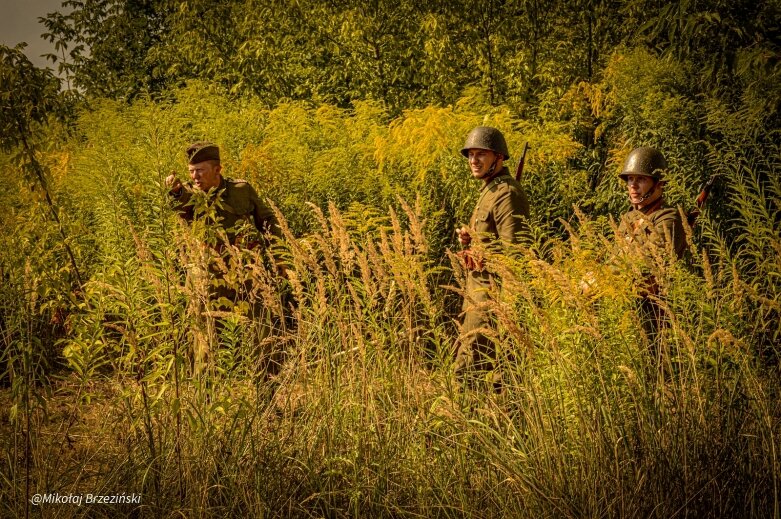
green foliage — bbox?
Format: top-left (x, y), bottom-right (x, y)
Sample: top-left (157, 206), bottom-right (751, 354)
top-left (635, 0), bottom-right (781, 93)
top-left (27, 0), bottom-right (667, 111)
top-left (0, 44), bottom-right (61, 152)
top-left (41, 0), bottom-right (170, 98)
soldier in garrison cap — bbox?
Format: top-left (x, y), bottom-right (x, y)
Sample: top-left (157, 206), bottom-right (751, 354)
top-left (454, 126), bottom-right (530, 391)
top-left (167, 142), bottom-right (281, 246)
top-left (616, 146), bottom-right (687, 342)
top-left (166, 141), bottom-right (285, 374)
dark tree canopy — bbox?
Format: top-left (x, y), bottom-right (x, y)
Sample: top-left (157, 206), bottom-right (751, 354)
top-left (38, 0), bottom-right (778, 113)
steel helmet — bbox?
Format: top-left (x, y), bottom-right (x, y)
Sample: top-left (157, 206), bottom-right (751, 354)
top-left (619, 147), bottom-right (667, 181)
top-left (460, 126), bottom-right (510, 160)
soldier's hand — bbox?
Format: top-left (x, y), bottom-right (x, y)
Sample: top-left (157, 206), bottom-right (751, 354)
top-left (456, 226), bottom-right (472, 247)
top-left (166, 173), bottom-right (182, 194)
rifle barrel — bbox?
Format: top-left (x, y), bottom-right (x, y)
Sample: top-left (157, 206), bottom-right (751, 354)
top-left (515, 142), bottom-right (529, 182)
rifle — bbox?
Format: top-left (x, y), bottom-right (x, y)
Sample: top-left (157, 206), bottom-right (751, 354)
top-left (515, 142), bottom-right (529, 182)
top-left (686, 174), bottom-right (718, 228)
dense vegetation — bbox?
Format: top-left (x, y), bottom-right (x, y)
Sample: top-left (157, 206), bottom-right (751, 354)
top-left (1, 0), bottom-right (780, 517)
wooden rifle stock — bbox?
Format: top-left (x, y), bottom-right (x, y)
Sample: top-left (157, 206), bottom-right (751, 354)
top-left (687, 174), bottom-right (718, 227)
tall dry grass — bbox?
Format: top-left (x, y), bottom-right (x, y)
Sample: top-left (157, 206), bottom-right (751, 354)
top-left (0, 85), bottom-right (779, 518)
top-left (2, 190), bottom-right (779, 517)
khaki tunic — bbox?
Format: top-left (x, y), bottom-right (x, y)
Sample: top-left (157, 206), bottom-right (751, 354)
top-left (458, 167), bottom-right (529, 379)
top-left (171, 176), bottom-right (284, 373)
top-left (171, 176), bottom-right (282, 308)
top-left (616, 202), bottom-right (686, 262)
top-left (172, 176), bottom-right (281, 245)
top-left (616, 200), bottom-right (686, 343)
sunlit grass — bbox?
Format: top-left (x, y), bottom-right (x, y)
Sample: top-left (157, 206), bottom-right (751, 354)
top-left (0, 89), bottom-right (779, 518)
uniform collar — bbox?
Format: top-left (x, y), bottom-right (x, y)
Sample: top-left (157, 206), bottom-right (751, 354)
top-left (627, 196), bottom-right (664, 214)
top-left (200, 176), bottom-right (227, 201)
top-left (636, 196), bottom-right (663, 215)
top-left (480, 166), bottom-right (511, 191)
top-left (211, 176), bottom-right (227, 196)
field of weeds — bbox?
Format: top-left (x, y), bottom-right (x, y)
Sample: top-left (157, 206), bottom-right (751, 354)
top-left (1, 77), bottom-right (780, 518)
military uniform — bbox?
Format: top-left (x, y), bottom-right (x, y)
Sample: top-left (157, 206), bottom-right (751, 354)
top-left (458, 166), bottom-right (529, 377)
top-left (615, 146), bottom-right (687, 343)
top-left (456, 126), bottom-right (530, 387)
top-left (169, 142), bottom-right (284, 375)
top-left (170, 175), bottom-right (282, 317)
top-left (171, 176), bottom-right (281, 247)
top-left (616, 198), bottom-right (686, 262)
top-left (468, 167), bottom-right (530, 248)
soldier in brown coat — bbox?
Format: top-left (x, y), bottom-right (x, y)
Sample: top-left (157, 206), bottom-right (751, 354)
top-left (166, 142), bottom-right (281, 247)
top-left (615, 146), bottom-right (686, 341)
top-left (166, 142), bottom-right (284, 373)
top-left (455, 127), bottom-right (530, 389)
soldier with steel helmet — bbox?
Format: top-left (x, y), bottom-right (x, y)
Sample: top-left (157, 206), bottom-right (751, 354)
top-left (454, 126), bottom-right (530, 389)
top-left (616, 147), bottom-right (686, 261)
top-left (615, 146), bottom-right (687, 343)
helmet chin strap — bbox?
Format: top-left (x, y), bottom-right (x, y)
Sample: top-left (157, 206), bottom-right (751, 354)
top-left (638, 179), bottom-right (658, 202)
top-left (486, 157), bottom-right (499, 178)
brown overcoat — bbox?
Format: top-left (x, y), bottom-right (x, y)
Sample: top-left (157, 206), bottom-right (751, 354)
top-left (458, 167), bottom-right (529, 380)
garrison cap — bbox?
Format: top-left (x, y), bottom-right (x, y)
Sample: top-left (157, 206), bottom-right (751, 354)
top-left (186, 141), bottom-right (220, 164)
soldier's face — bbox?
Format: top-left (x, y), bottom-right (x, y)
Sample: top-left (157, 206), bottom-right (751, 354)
top-left (188, 160), bottom-right (222, 192)
top-left (625, 174), bottom-right (660, 206)
top-left (467, 149), bottom-right (501, 179)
